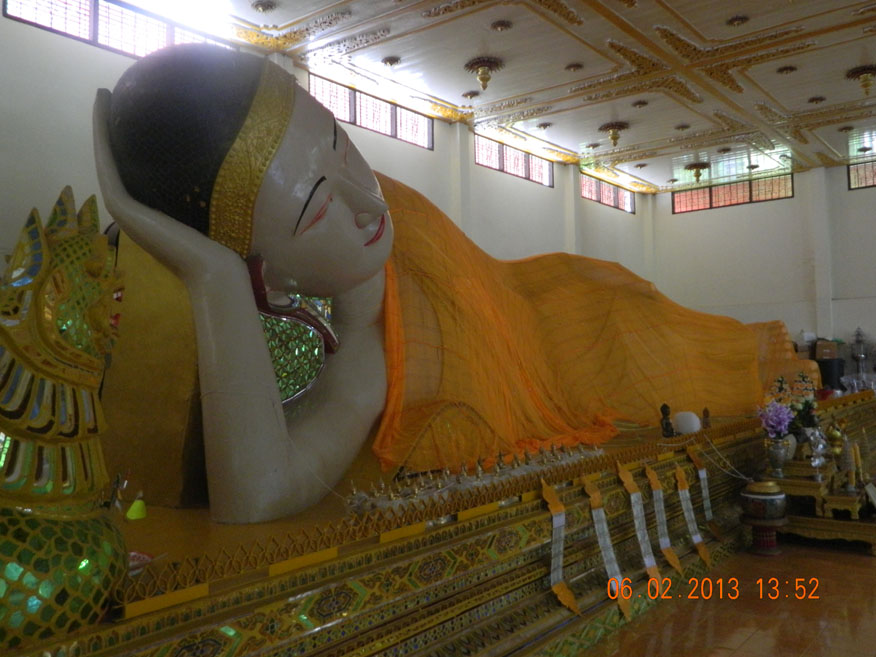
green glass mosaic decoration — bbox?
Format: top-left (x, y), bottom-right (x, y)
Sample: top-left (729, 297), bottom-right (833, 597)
top-left (259, 299), bottom-right (328, 403)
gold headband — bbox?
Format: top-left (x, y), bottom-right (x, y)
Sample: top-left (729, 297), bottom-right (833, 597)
top-left (209, 60), bottom-right (295, 257)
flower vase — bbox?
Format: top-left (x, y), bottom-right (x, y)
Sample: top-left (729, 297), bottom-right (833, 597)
top-left (766, 436), bottom-right (791, 478)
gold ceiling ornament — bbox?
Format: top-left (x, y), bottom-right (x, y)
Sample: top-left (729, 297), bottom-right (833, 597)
top-left (599, 121), bottom-right (630, 147)
top-left (684, 161), bottom-right (711, 183)
top-left (303, 28), bottom-right (391, 61)
top-left (846, 65), bottom-right (876, 96)
top-left (816, 151), bottom-right (843, 167)
top-left (233, 10), bottom-right (351, 51)
top-left (429, 103), bottom-right (474, 124)
top-left (544, 149), bottom-right (580, 165)
top-left (575, 75), bottom-right (701, 106)
top-left (476, 97), bottom-right (533, 116)
top-left (496, 106), bottom-right (553, 124)
top-left (464, 56), bottom-right (504, 91)
top-left (655, 25), bottom-right (804, 64)
top-left (422, 0), bottom-right (582, 25)
top-left (251, 0), bottom-right (278, 12)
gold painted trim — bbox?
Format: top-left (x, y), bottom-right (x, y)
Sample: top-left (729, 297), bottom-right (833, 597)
top-left (209, 61), bottom-right (294, 257)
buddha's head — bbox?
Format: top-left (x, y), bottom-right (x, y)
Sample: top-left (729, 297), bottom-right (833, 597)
top-left (109, 44), bottom-right (392, 297)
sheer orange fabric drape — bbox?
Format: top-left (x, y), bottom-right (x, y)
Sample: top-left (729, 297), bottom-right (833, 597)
top-left (372, 174), bottom-right (816, 472)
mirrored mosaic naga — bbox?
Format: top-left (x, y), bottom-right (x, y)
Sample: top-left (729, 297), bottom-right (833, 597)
top-left (0, 188), bottom-right (126, 650)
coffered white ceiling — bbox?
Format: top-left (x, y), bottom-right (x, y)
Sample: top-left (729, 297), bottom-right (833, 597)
top-left (150, 1), bottom-right (876, 192)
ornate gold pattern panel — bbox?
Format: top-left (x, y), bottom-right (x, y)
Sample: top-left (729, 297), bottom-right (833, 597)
top-left (422, 0), bottom-right (584, 25)
top-left (232, 10), bottom-right (351, 51)
top-left (700, 42), bottom-right (817, 93)
top-left (655, 26), bottom-right (805, 64)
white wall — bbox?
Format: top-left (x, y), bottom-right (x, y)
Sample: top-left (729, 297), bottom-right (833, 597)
top-left (0, 17), bottom-right (133, 252)
top-left (828, 165), bottom-right (876, 343)
top-left (650, 173), bottom-right (816, 333)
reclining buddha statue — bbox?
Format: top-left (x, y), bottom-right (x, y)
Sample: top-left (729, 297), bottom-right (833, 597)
top-left (94, 44), bottom-right (814, 524)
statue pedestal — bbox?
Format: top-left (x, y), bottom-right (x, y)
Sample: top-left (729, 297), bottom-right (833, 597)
top-left (741, 515), bottom-right (788, 556)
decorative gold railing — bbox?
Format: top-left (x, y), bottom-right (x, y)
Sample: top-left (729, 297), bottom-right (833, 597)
top-left (117, 392), bottom-right (875, 606)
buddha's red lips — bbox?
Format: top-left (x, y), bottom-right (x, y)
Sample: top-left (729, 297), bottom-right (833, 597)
top-left (364, 214), bottom-right (385, 246)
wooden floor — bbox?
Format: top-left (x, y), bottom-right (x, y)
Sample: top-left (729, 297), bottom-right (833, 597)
top-left (585, 538), bottom-right (876, 657)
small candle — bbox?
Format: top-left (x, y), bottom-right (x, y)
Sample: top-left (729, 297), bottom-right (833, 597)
top-left (854, 443), bottom-right (864, 477)
top-left (850, 466), bottom-right (857, 489)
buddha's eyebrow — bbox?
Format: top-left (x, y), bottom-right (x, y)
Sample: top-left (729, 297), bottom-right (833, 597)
top-left (294, 176), bottom-right (326, 235)
top-left (333, 120), bottom-right (337, 150)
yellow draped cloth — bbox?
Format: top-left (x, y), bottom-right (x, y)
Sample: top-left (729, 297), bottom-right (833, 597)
top-left (372, 174), bottom-right (817, 472)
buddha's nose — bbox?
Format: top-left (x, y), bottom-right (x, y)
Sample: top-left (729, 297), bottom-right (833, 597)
top-left (338, 169), bottom-right (388, 228)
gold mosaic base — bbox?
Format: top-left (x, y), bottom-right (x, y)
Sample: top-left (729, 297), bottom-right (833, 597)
top-left (0, 509), bottom-right (126, 652)
top-left (10, 393), bottom-right (875, 657)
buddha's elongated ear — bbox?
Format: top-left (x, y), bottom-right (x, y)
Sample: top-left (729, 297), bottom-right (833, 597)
top-left (92, 88), bottom-right (238, 281)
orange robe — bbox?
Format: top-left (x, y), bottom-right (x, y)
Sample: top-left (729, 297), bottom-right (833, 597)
top-left (372, 174), bottom-right (816, 472)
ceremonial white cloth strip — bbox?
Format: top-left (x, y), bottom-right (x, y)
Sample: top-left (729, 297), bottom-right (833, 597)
top-left (697, 468), bottom-right (714, 521)
top-left (652, 487), bottom-right (672, 551)
top-left (550, 511), bottom-right (565, 586)
top-left (679, 487), bottom-right (702, 545)
top-left (630, 491), bottom-right (657, 570)
top-left (592, 506), bottom-right (623, 594)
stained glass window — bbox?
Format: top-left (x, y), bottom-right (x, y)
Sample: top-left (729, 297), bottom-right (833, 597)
top-left (474, 135), bottom-right (553, 187)
top-left (849, 161), bottom-right (876, 190)
top-left (580, 173), bottom-right (635, 214)
top-left (309, 75), bottom-right (433, 151)
top-left (672, 174), bottom-right (792, 214)
top-left (4, 0), bottom-right (232, 55)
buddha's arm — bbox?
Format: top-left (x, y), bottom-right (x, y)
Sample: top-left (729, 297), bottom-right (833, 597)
top-left (94, 90), bottom-right (384, 523)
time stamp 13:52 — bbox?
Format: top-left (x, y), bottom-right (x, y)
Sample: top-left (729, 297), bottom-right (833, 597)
top-left (607, 577), bottom-right (820, 600)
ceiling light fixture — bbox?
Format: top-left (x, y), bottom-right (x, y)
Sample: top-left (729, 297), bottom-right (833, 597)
top-left (726, 15), bottom-right (749, 27)
top-left (464, 56), bottom-right (504, 91)
top-left (717, 147), bottom-right (732, 154)
top-left (565, 63), bottom-right (583, 72)
top-left (859, 146), bottom-right (873, 153)
top-left (586, 142), bottom-right (600, 149)
top-left (491, 20), bottom-right (512, 31)
top-left (462, 90), bottom-right (480, 99)
top-left (598, 121), bottom-right (629, 147)
top-left (807, 96), bottom-right (826, 104)
top-left (634, 163), bottom-right (647, 169)
top-left (667, 178), bottom-right (679, 183)
top-left (674, 123), bottom-right (690, 131)
top-left (536, 122), bottom-right (553, 130)
top-left (684, 161), bottom-right (711, 183)
top-left (251, 0), bottom-right (278, 12)
top-left (381, 56), bottom-right (401, 67)
top-left (776, 65), bottom-right (797, 74)
top-left (632, 99), bottom-right (648, 108)
top-left (838, 125), bottom-right (854, 133)
top-left (747, 164), bottom-right (760, 170)
top-left (846, 65), bottom-right (876, 96)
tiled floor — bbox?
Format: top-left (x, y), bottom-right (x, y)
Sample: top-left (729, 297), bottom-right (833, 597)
top-left (585, 538), bottom-right (876, 657)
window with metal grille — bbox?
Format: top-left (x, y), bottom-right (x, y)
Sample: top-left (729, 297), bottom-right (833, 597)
top-left (309, 75), bottom-right (433, 150)
top-left (849, 161), bottom-right (876, 190)
top-left (97, 0), bottom-right (165, 57)
top-left (473, 135), bottom-right (553, 187)
top-left (672, 174), bottom-right (793, 214)
top-left (579, 173), bottom-right (635, 214)
top-left (4, 0), bottom-right (233, 56)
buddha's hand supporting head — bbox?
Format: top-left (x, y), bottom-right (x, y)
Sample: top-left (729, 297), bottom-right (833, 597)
top-left (95, 44), bottom-right (393, 299)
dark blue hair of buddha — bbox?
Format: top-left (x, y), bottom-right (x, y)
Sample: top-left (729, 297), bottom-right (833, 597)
top-left (108, 44), bottom-right (264, 235)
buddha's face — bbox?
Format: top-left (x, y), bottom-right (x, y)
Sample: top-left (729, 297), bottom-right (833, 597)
top-left (251, 87), bottom-right (393, 298)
